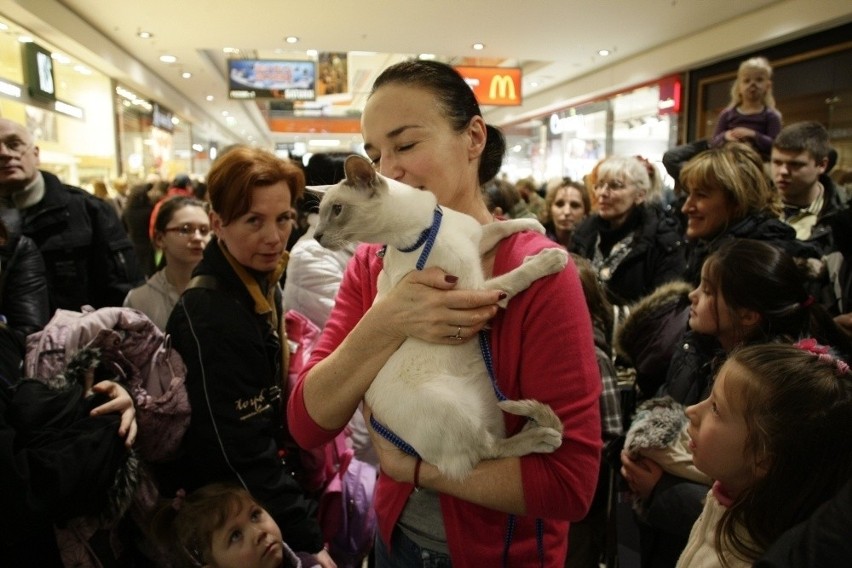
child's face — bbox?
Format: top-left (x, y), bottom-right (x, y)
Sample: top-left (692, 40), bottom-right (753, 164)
top-left (738, 70), bottom-right (770, 103)
top-left (688, 266), bottom-right (738, 348)
top-left (686, 361), bottom-right (758, 499)
top-left (206, 499), bottom-right (283, 568)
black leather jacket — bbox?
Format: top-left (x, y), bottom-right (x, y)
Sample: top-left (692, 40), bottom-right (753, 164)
top-left (19, 171), bottom-right (141, 312)
top-left (0, 208), bottom-right (49, 337)
top-left (165, 239), bottom-right (323, 553)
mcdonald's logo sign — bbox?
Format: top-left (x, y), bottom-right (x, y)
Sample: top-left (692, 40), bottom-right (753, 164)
top-left (454, 66), bottom-right (522, 107)
top-left (489, 75), bottom-right (516, 101)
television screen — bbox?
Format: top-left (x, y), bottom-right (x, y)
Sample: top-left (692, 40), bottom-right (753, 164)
top-left (23, 42), bottom-right (56, 102)
top-left (228, 59), bottom-right (316, 101)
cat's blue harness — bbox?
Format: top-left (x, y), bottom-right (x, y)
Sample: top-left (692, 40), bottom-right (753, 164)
top-left (369, 205), bottom-right (545, 568)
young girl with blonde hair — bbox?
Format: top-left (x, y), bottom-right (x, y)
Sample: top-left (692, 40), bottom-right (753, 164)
top-left (710, 56), bottom-right (782, 160)
top-left (663, 56), bottom-right (782, 183)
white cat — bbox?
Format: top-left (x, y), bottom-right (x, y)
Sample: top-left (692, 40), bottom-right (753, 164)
top-left (313, 155), bottom-right (568, 480)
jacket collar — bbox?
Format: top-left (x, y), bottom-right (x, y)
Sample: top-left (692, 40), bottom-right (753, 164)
top-left (217, 238), bottom-right (289, 330)
top-left (10, 171), bottom-right (46, 209)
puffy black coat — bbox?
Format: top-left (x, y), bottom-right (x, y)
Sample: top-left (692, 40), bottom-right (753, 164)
top-left (682, 213), bottom-right (819, 286)
top-left (19, 171), bottom-right (141, 311)
top-left (571, 204), bottom-right (685, 306)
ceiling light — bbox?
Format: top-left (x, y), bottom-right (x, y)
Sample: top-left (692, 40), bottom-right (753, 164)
top-left (222, 110), bottom-right (229, 116)
top-left (159, 54), bottom-right (177, 64)
top-left (206, 95), bottom-right (214, 101)
top-left (285, 36), bottom-right (299, 44)
top-left (418, 53), bottom-right (436, 60)
top-left (223, 47), bottom-right (239, 54)
top-left (306, 49), bottom-right (318, 57)
top-left (472, 43), bottom-right (485, 50)
top-left (18, 35), bottom-right (33, 43)
top-left (0, 23), bottom-right (9, 31)
top-left (181, 71), bottom-right (192, 79)
top-left (73, 64), bottom-right (92, 75)
top-left (137, 30), bottom-right (153, 39)
top-left (51, 53), bottom-right (71, 65)
top-left (598, 49), bottom-right (611, 57)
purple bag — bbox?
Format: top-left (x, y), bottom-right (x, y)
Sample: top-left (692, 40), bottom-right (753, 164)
top-left (318, 437), bottom-right (378, 568)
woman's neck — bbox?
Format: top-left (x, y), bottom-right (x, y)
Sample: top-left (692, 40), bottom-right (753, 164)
top-left (446, 186), bottom-right (493, 225)
top-left (163, 261), bottom-right (195, 294)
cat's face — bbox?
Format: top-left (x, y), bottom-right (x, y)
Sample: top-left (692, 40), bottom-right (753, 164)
top-left (313, 155), bottom-right (389, 249)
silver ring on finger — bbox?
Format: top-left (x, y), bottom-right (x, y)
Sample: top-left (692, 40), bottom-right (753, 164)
top-left (453, 326), bottom-right (463, 340)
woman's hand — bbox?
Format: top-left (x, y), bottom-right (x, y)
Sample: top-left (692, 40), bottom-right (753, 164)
top-left (90, 380), bottom-right (138, 448)
top-left (374, 266), bottom-right (505, 345)
top-left (313, 547), bottom-right (337, 568)
top-left (620, 450), bottom-right (664, 500)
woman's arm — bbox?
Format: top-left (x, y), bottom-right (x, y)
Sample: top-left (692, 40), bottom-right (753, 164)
top-left (356, 239), bottom-right (603, 520)
top-left (289, 248), bottom-right (505, 444)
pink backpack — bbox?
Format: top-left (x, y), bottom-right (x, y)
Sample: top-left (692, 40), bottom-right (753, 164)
top-left (25, 305), bottom-right (190, 463)
top-left (285, 309), bottom-right (378, 566)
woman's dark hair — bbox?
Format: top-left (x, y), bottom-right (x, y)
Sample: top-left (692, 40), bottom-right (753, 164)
top-left (703, 238), bottom-right (852, 359)
top-left (370, 59), bottom-right (506, 184)
top-left (152, 196), bottom-right (209, 235)
top-left (482, 178), bottom-right (519, 215)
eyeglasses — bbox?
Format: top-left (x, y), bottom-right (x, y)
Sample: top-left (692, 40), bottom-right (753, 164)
top-left (593, 179), bottom-right (630, 193)
top-left (164, 224), bottom-right (211, 238)
top-left (0, 136), bottom-right (34, 156)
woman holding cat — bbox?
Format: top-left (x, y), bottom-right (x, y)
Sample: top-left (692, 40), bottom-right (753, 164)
top-left (288, 60), bottom-right (602, 566)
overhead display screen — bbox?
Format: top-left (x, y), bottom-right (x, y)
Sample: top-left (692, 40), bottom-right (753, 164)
top-left (228, 59), bottom-right (316, 101)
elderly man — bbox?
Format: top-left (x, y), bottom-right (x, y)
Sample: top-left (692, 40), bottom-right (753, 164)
top-left (0, 118), bottom-right (141, 311)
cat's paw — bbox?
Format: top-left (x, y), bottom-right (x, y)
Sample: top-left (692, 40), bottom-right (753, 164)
top-left (503, 423), bottom-right (563, 455)
top-left (522, 247), bottom-right (569, 277)
top-left (526, 426), bottom-right (564, 453)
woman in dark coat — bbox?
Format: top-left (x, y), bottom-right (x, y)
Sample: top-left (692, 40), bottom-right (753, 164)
top-left (678, 142), bottom-right (819, 286)
top-left (164, 146), bottom-right (332, 567)
top-left (571, 155), bottom-right (684, 308)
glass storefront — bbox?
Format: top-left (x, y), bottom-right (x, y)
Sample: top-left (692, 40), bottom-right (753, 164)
top-left (0, 17), bottom-right (116, 188)
top-left (114, 85), bottom-right (195, 184)
top-left (501, 76), bottom-right (680, 189)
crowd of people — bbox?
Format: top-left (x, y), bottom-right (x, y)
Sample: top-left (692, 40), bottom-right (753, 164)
top-left (0, 54), bottom-right (850, 568)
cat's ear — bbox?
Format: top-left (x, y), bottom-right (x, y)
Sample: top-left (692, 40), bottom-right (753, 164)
top-left (344, 155), bottom-right (382, 195)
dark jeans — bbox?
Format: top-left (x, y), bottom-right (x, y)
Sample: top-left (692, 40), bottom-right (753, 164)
top-left (374, 528), bottom-right (452, 568)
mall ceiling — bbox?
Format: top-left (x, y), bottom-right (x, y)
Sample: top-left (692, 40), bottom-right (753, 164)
top-left (0, 0), bottom-right (820, 148)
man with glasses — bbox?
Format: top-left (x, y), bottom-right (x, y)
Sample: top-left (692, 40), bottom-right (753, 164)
top-left (0, 118), bottom-right (141, 311)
